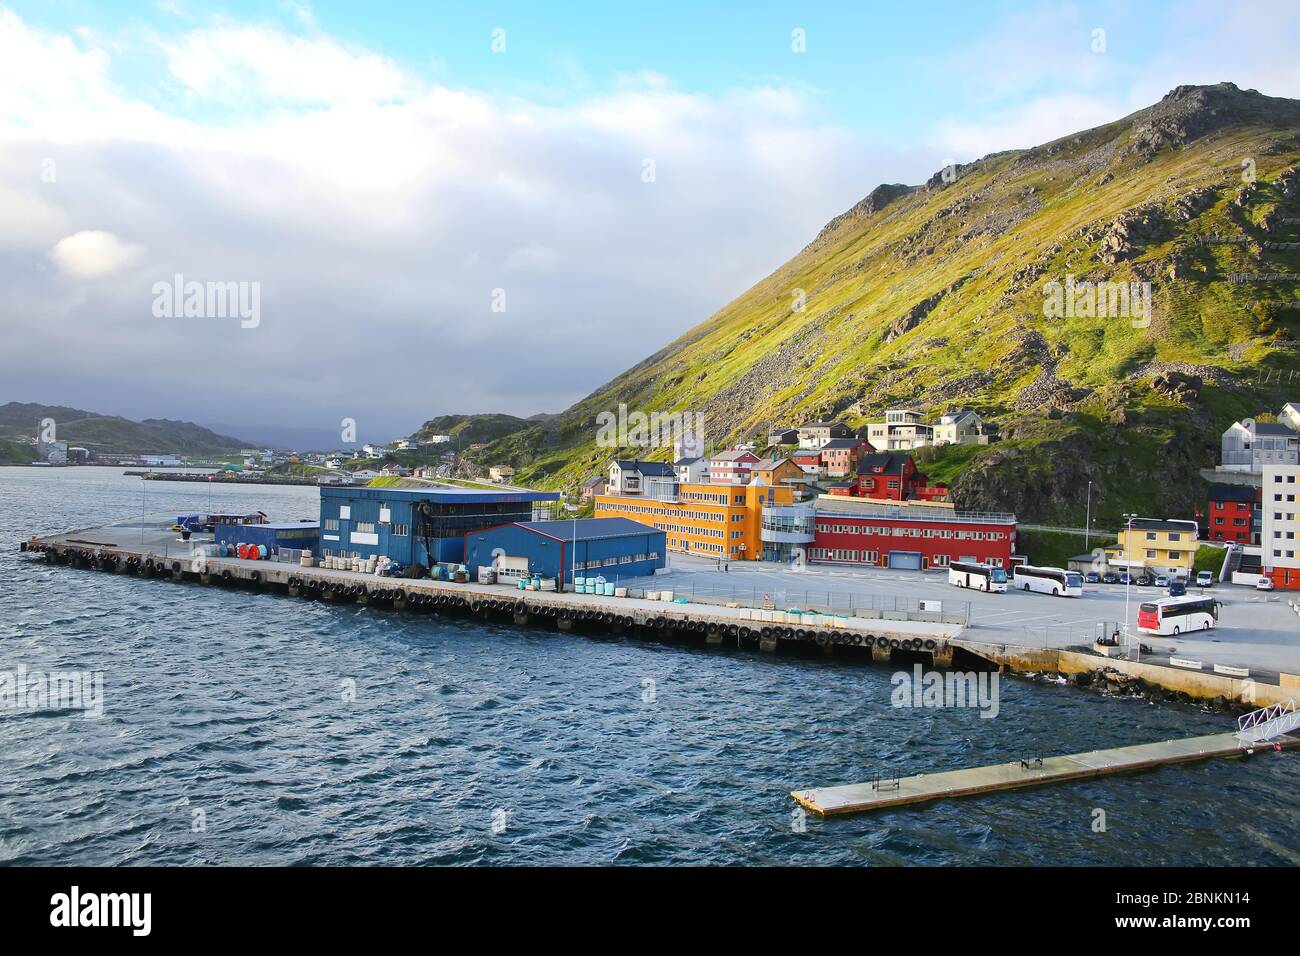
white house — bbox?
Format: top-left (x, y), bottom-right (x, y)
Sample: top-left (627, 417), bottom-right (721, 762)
top-left (867, 409), bottom-right (933, 450)
top-left (1221, 418), bottom-right (1300, 473)
top-left (608, 459), bottom-right (676, 495)
top-left (674, 456), bottom-right (707, 484)
top-left (933, 408), bottom-right (989, 446)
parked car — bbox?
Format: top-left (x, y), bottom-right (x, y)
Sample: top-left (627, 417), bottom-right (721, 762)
top-left (1154, 575), bottom-right (1170, 588)
top-left (1256, 577), bottom-right (1276, 591)
top-left (1136, 573), bottom-right (1155, 587)
top-left (1196, 571), bottom-right (1215, 587)
top-left (1085, 571), bottom-right (1100, 583)
top-left (1101, 572), bottom-right (1118, 584)
top-left (1168, 579), bottom-right (1186, 597)
top-left (1117, 572), bottom-right (1133, 585)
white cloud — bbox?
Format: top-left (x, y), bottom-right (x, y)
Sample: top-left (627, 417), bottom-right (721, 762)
top-left (48, 230), bottom-right (142, 278)
top-left (0, 11), bottom-right (896, 435)
top-left (162, 25), bottom-right (416, 105)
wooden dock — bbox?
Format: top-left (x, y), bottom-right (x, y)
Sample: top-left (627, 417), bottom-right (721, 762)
top-left (792, 731), bottom-right (1300, 816)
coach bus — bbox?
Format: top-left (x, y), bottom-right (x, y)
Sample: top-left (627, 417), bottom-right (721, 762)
top-left (1137, 596), bottom-right (1219, 635)
top-left (1011, 564), bottom-right (1083, 597)
top-left (948, 561), bottom-right (1009, 593)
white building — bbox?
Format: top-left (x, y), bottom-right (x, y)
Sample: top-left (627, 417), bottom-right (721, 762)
top-left (423, 435), bottom-right (453, 445)
top-left (1262, 463), bottom-right (1300, 586)
top-left (362, 443), bottom-right (390, 459)
top-left (932, 408), bottom-right (989, 446)
top-left (674, 457), bottom-right (707, 484)
top-left (1220, 418), bottom-right (1300, 473)
top-left (867, 409), bottom-right (933, 450)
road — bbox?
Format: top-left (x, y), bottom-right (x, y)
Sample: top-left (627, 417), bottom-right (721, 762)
top-left (621, 554), bottom-right (1300, 678)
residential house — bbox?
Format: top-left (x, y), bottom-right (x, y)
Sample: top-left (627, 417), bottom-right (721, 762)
top-left (1262, 463), bottom-right (1300, 588)
top-left (933, 408), bottom-right (991, 446)
top-left (579, 474), bottom-right (608, 503)
top-left (767, 427), bottom-right (798, 447)
top-left (797, 420), bottom-right (854, 449)
top-left (362, 443), bottom-right (390, 460)
top-left (790, 449), bottom-right (824, 478)
top-left (1220, 417), bottom-right (1300, 473)
top-left (380, 463), bottom-right (411, 477)
top-left (608, 459), bottom-right (676, 495)
top-left (819, 437), bottom-right (874, 478)
top-left (866, 409), bottom-right (934, 450)
top-left (708, 449), bottom-right (761, 485)
top-left (1106, 518), bottom-right (1199, 577)
top-left (1205, 484), bottom-right (1257, 545)
top-left (489, 465), bottom-right (515, 483)
top-left (749, 457), bottom-right (806, 495)
top-left (853, 453), bottom-right (948, 502)
top-left (673, 457), bottom-right (708, 484)
top-left (423, 435), bottom-right (452, 445)
top-left (394, 439), bottom-right (416, 451)
top-left (350, 468), bottom-right (381, 481)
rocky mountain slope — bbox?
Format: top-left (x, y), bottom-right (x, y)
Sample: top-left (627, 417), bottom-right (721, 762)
top-left (477, 83), bottom-right (1300, 524)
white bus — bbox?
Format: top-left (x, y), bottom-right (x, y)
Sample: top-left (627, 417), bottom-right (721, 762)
top-left (1012, 564), bottom-right (1083, 597)
top-left (1137, 596), bottom-right (1219, 635)
top-left (948, 561), bottom-right (1008, 593)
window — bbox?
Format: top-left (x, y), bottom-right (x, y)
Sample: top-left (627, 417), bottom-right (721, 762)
top-left (354, 521), bottom-right (376, 534)
top-left (324, 518), bottom-right (340, 531)
top-left (390, 523), bottom-right (409, 536)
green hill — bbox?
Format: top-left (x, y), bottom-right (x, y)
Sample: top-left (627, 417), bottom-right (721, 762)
top-left (409, 413), bottom-right (541, 446)
top-left (472, 83), bottom-right (1300, 524)
top-left (0, 402), bottom-right (247, 456)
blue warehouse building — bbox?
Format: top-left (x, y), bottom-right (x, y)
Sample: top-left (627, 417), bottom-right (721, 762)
top-left (319, 485), bottom-right (559, 566)
top-left (464, 518), bottom-right (666, 589)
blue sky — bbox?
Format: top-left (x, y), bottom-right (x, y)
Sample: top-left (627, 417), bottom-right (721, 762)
top-left (2, 1), bottom-right (1298, 439)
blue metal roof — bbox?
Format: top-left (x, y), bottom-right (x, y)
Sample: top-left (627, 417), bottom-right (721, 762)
top-left (515, 517), bottom-right (664, 542)
top-left (319, 485), bottom-right (558, 503)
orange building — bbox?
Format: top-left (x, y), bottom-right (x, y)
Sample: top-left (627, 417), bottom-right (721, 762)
top-left (595, 481), bottom-right (797, 560)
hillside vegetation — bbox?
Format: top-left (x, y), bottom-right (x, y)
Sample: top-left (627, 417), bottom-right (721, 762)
top-left (470, 83), bottom-right (1300, 524)
top-left (0, 402), bottom-right (246, 456)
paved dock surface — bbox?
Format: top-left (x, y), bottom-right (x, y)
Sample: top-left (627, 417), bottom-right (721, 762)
top-left (792, 731), bottom-right (1300, 816)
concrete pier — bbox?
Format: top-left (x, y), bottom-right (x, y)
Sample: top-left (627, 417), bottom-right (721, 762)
top-left (793, 731), bottom-right (1300, 817)
top-left (19, 519), bottom-right (958, 659)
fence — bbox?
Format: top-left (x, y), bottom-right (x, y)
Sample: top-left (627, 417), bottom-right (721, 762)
top-left (609, 573), bottom-right (970, 623)
top-left (1019, 620), bottom-right (1120, 649)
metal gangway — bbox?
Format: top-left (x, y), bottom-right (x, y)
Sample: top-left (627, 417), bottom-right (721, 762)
top-left (1235, 699), bottom-right (1300, 747)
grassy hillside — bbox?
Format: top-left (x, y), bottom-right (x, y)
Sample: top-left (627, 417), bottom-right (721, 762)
top-left (472, 83), bottom-right (1300, 524)
top-left (410, 413), bottom-right (540, 446)
top-left (0, 402), bottom-right (246, 455)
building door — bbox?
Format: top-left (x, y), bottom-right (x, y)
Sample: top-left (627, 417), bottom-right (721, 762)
top-left (888, 551), bottom-right (922, 571)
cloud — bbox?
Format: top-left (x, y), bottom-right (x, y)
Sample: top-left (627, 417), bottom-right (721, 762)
top-left (49, 229), bottom-right (143, 278)
top-left (0, 11), bottom-right (900, 438)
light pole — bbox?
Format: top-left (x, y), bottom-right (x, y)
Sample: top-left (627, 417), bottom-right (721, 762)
top-left (1122, 513), bottom-right (1138, 661)
top-left (1084, 481), bottom-right (1092, 549)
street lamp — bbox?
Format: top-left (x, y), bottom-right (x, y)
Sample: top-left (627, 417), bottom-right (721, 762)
top-left (1084, 481), bottom-right (1093, 550)
top-left (1122, 513), bottom-right (1139, 662)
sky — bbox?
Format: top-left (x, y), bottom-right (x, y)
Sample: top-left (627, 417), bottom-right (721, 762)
top-left (2, 0), bottom-right (1299, 444)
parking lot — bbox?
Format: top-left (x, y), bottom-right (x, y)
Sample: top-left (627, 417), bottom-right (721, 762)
top-left (620, 554), bottom-right (1300, 678)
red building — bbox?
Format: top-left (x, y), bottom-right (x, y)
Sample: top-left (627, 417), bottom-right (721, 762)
top-left (1205, 484), bottom-right (1257, 545)
top-left (807, 502), bottom-right (1016, 570)
top-left (854, 453), bottom-right (949, 502)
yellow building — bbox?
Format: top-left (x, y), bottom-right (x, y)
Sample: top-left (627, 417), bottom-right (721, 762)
top-left (596, 480), bottom-right (796, 560)
top-left (1106, 518), bottom-right (1199, 576)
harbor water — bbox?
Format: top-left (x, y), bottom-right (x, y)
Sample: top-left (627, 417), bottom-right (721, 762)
top-left (1, 466), bottom-right (1297, 865)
